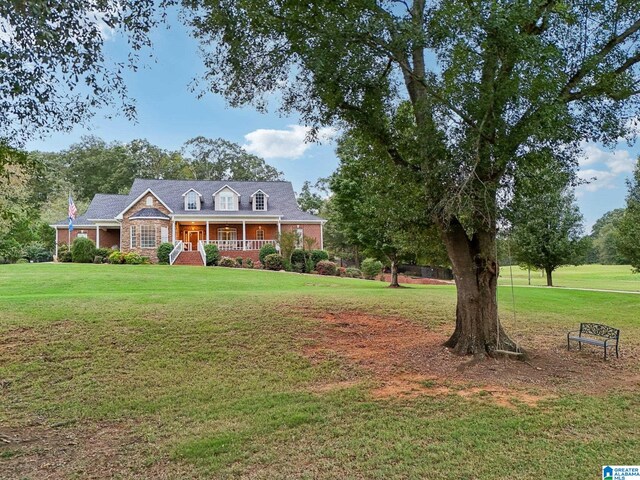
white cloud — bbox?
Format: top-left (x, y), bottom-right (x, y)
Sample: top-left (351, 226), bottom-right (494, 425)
top-left (576, 168), bottom-right (618, 194)
top-left (579, 143), bottom-right (636, 173)
top-left (577, 143), bottom-right (637, 197)
top-left (243, 125), bottom-right (337, 159)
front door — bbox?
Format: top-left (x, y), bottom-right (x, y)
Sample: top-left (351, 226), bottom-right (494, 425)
top-left (188, 231), bottom-right (200, 250)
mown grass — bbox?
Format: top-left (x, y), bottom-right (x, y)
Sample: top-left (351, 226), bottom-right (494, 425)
top-left (1, 263), bottom-right (639, 479)
top-left (498, 264), bottom-right (640, 291)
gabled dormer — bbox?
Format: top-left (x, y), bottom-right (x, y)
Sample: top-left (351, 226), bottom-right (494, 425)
top-left (213, 185), bottom-right (241, 211)
top-left (250, 189), bottom-right (269, 211)
top-left (182, 188), bottom-right (202, 211)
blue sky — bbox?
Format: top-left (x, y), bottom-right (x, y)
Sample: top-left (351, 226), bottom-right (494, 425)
top-left (24, 11), bottom-right (638, 233)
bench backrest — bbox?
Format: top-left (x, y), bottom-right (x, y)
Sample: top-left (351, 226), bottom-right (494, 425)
top-left (580, 323), bottom-right (619, 339)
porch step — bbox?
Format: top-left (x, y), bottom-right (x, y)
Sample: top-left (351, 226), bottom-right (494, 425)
top-left (173, 251), bottom-right (205, 266)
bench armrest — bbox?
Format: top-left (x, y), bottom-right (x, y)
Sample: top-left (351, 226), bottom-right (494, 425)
top-left (567, 330), bottom-right (580, 337)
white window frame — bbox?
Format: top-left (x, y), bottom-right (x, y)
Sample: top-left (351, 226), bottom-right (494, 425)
top-left (217, 227), bottom-right (237, 241)
top-left (256, 229), bottom-right (265, 241)
top-left (130, 225), bottom-right (137, 248)
top-left (253, 192), bottom-right (266, 211)
top-left (77, 232), bottom-right (88, 239)
top-left (146, 196), bottom-right (153, 207)
top-left (185, 191), bottom-right (199, 211)
top-left (140, 225), bottom-right (156, 249)
top-left (161, 226), bottom-right (169, 243)
top-left (295, 228), bottom-right (304, 248)
top-left (218, 192), bottom-right (234, 211)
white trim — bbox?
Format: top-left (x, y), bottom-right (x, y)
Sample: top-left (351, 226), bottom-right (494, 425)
top-left (171, 215), bottom-right (281, 221)
top-left (55, 228), bottom-right (59, 259)
top-left (115, 188), bottom-right (173, 220)
top-left (129, 216), bottom-right (171, 220)
top-left (320, 223), bottom-right (324, 250)
top-left (252, 190), bottom-right (268, 211)
top-left (206, 221), bottom-right (210, 242)
top-left (181, 188), bottom-right (203, 197)
top-left (212, 184), bottom-right (241, 197)
top-left (250, 189), bottom-right (270, 198)
top-left (130, 225), bottom-right (137, 248)
top-left (242, 220), bottom-right (246, 250)
top-left (96, 225), bottom-right (100, 248)
top-left (172, 220), bottom-right (176, 243)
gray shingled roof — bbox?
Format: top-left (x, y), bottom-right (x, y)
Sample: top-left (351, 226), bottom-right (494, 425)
top-left (127, 179), bottom-right (322, 221)
top-left (51, 194), bottom-right (128, 226)
top-left (129, 208), bottom-right (170, 219)
top-left (51, 180), bottom-right (322, 226)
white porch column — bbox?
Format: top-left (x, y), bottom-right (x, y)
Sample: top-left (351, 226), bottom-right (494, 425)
top-left (172, 220), bottom-right (176, 244)
top-left (242, 220), bottom-right (246, 250)
top-left (277, 218), bottom-right (281, 236)
top-left (320, 222), bottom-right (324, 250)
top-left (206, 221), bottom-right (209, 243)
top-left (55, 228), bottom-right (59, 259)
top-left (96, 225), bottom-right (100, 248)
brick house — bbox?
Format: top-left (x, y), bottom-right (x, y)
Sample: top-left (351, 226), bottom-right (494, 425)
top-left (51, 179), bottom-right (326, 265)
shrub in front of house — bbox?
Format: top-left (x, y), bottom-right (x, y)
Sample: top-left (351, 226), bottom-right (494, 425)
top-left (315, 260), bottom-right (337, 276)
top-left (291, 249), bottom-right (306, 268)
top-left (291, 261), bottom-right (304, 273)
top-left (57, 244), bottom-right (72, 263)
top-left (259, 244), bottom-right (278, 264)
top-left (156, 242), bottom-right (173, 264)
top-left (254, 260), bottom-right (262, 269)
top-left (264, 253), bottom-right (284, 271)
top-left (23, 242), bottom-right (53, 263)
top-left (310, 250), bottom-right (329, 268)
top-left (345, 267), bottom-right (362, 278)
top-left (123, 252), bottom-right (143, 265)
top-left (204, 244), bottom-right (220, 266)
top-left (236, 256), bottom-right (244, 267)
top-left (71, 237), bottom-right (96, 263)
top-left (245, 258), bottom-right (253, 268)
top-left (108, 251), bottom-right (124, 264)
top-left (218, 256), bottom-right (236, 268)
top-left (361, 258), bottom-right (383, 279)
top-left (16, 258), bottom-right (29, 264)
top-left (337, 266), bottom-right (346, 277)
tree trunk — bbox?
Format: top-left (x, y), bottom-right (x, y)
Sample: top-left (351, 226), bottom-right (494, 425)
top-left (389, 258), bottom-right (400, 287)
top-left (440, 218), bottom-right (518, 356)
top-left (545, 268), bottom-right (553, 287)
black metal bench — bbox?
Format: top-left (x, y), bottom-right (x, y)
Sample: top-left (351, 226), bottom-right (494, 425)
top-left (567, 323), bottom-right (620, 360)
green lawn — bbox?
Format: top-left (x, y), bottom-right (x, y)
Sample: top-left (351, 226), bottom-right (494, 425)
top-left (1, 264), bottom-right (639, 479)
top-left (498, 264), bottom-right (640, 291)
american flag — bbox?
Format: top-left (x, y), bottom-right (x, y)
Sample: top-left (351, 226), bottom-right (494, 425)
top-left (68, 194), bottom-right (77, 219)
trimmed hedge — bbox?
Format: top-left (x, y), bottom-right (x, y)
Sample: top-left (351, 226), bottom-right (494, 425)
top-left (315, 260), bottom-right (337, 276)
top-left (123, 252), bottom-right (144, 264)
top-left (108, 251), bottom-right (124, 264)
top-left (259, 244), bottom-right (278, 264)
top-left (264, 253), bottom-right (284, 271)
top-left (157, 243), bottom-right (173, 264)
top-left (71, 237), bottom-right (96, 263)
top-left (204, 244), bottom-right (220, 266)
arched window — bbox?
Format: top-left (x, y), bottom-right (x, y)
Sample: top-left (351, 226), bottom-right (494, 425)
top-left (254, 192), bottom-right (266, 211)
top-left (186, 191), bottom-right (198, 210)
top-left (146, 196), bottom-right (153, 206)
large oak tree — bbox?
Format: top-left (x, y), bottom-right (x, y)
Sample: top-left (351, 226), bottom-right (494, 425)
top-left (182, 0), bottom-right (640, 355)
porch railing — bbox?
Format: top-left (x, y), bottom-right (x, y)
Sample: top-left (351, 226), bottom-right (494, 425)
top-left (169, 241), bottom-right (184, 265)
top-left (197, 240), bottom-right (207, 265)
top-left (201, 239), bottom-right (278, 251)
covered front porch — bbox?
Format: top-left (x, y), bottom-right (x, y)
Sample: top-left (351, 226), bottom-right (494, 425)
top-left (175, 221), bottom-right (280, 252)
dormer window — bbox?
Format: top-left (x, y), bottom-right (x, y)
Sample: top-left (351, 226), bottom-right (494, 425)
top-left (186, 191), bottom-right (198, 210)
top-left (254, 192), bottom-right (266, 211)
top-left (219, 192), bottom-right (234, 210)
top-left (182, 188), bottom-right (202, 211)
top-left (146, 196), bottom-right (153, 206)
top-left (213, 185), bottom-right (240, 211)
top-left (251, 189), bottom-right (269, 211)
